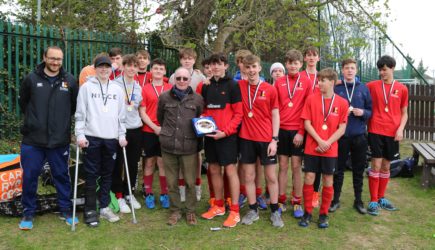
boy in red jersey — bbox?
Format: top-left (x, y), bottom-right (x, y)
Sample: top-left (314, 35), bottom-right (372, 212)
top-left (238, 55), bottom-right (283, 228)
top-left (109, 47), bottom-right (123, 80)
top-left (140, 58), bottom-right (172, 209)
top-left (366, 55), bottom-right (408, 216)
top-left (198, 53), bottom-right (243, 228)
top-left (136, 50), bottom-right (152, 87)
top-left (299, 68), bottom-right (348, 228)
top-left (274, 50), bottom-right (311, 218)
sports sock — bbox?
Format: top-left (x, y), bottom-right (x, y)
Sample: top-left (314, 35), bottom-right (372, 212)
top-left (196, 177), bottom-right (202, 186)
top-left (178, 178), bottom-right (185, 186)
top-left (230, 204), bottom-right (240, 213)
top-left (270, 203), bottom-right (279, 213)
top-left (206, 169), bottom-right (215, 198)
top-left (240, 185), bottom-right (247, 196)
top-left (378, 171), bottom-right (390, 200)
top-left (255, 187), bottom-right (262, 197)
top-left (115, 192), bottom-right (123, 199)
top-left (368, 170), bottom-right (380, 202)
top-left (143, 174), bottom-right (154, 194)
top-left (303, 184), bottom-right (314, 214)
top-left (278, 194), bottom-right (287, 204)
top-left (320, 186), bottom-right (334, 215)
top-left (248, 203), bottom-right (258, 211)
top-left (159, 176), bottom-right (168, 194)
top-left (291, 195), bottom-right (302, 205)
top-left (215, 199), bottom-right (224, 207)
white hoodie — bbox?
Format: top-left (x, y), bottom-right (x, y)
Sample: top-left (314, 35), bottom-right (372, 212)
top-left (75, 77), bottom-right (126, 141)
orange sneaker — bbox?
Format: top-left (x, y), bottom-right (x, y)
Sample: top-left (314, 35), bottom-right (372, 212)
top-left (201, 205), bottom-right (225, 220)
top-left (223, 211), bottom-right (240, 228)
top-left (208, 198), bottom-right (216, 208)
top-left (312, 192), bottom-right (319, 208)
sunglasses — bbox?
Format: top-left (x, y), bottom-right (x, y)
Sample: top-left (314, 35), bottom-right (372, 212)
top-left (175, 76), bottom-right (189, 81)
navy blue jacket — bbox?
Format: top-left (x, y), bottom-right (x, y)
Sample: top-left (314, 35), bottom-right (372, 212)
top-left (334, 80), bottom-right (372, 137)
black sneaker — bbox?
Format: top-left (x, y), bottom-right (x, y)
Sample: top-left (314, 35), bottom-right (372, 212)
top-left (298, 213), bottom-right (312, 227)
top-left (318, 214), bottom-right (329, 229)
top-left (84, 210), bottom-right (99, 227)
top-left (353, 200), bottom-right (367, 214)
top-left (328, 201), bottom-right (340, 213)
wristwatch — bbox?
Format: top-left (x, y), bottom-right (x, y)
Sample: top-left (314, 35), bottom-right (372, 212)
top-left (272, 136), bottom-right (279, 142)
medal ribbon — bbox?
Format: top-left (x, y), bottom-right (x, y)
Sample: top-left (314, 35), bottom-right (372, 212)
top-left (122, 77), bottom-right (135, 105)
top-left (382, 80), bottom-right (396, 107)
top-left (286, 73), bottom-right (300, 101)
top-left (306, 70), bottom-right (318, 92)
top-left (152, 82), bottom-right (165, 98)
top-left (321, 94), bottom-right (336, 123)
top-left (137, 72), bottom-right (147, 88)
top-left (248, 80), bottom-right (262, 112)
top-left (97, 78), bottom-right (110, 106)
top-left (344, 79), bottom-right (356, 105)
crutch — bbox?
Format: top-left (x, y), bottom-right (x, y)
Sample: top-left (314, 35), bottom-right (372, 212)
top-left (71, 144), bottom-right (80, 231)
top-left (122, 147), bottom-right (137, 224)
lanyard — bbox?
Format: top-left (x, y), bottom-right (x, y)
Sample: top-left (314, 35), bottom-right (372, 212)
top-left (122, 77), bottom-right (135, 105)
top-left (286, 73), bottom-right (300, 101)
top-left (248, 80), bottom-right (262, 111)
top-left (306, 70), bottom-right (317, 92)
top-left (152, 82), bottom-right (165, 98)
top-left (382, 80), bottom-right (396, 106)
top-left (321, 94), bottom-right (336, 123)
top-left (138, 72), bottom-right (147, 88)
top-left (343, 79), bottom-right (356, 104)
top-left (97, 78), bottom-right (110, 106)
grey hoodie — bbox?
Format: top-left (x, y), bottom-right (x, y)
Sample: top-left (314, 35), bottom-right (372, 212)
top-left (113, 76), bottom-right (143, 129)
top-left (75, 77), bottom-right (126, 141)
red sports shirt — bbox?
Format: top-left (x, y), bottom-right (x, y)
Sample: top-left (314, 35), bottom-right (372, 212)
top-left (275, 73), bottom-right (311, 134)
top-left (140, 82), bottom-right (172, 133)
top-left (304, 71), bottom-right (320, 95)
top-left (136, 72), bottom-right (153, 87)
top-left (367, 80), bottom-right (408, 137)
top-left (301, 92), bottom-right (349, 157)
top-left (238, 80), bottom-right (279, 142)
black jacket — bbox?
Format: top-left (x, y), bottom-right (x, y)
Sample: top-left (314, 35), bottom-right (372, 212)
top-left (19, 63), bottom-right (78, 148)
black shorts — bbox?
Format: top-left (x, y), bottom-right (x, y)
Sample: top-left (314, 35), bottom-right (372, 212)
top-left (368, 133), bottom-right (399, 161)
top-left (239, 138), bottom-right (277, 165)
top-left (204, 135), bottom-right (238, 166)
top-left (303, 155), bottom-right (337, 175)
top-left (277, 129), bottom-right (304, 156)
top-left (142, 132), bottom-right (161, 157)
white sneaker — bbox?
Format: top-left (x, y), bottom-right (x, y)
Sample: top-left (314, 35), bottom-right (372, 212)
top-left (179, 186), bottom-right (186, 202)
top-left (195, 185), bottom-right (202, 201)
top-left (118, 198), bottom-right (131, 214)
top-left (100, 207), bottom-right (120, 222)
top-left (126, 195), bottom-right (141, 209)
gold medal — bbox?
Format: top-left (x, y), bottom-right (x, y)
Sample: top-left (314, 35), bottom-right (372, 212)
top-left (288, 101), bottom-right (293, 108)
top-left (127, 105), bottom-right (133, 112)
top-left (102, 106), bottom-right (108, 113)
top-left (385, 107), bottom-right (389, 112)
top-left (322, 124), bottom-right (328, 130)
top-left (248, 111), bottom-right (254, 118)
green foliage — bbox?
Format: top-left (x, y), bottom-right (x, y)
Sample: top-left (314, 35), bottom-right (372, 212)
top-left (0, 104), bottom-right (21, 154)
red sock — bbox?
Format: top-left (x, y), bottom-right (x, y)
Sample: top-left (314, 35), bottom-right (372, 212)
top-left (378, 171), bottom-right (390, 199)
top-left (278, 194), bottom-right (287, 204)
top-left (143, 174), bottom-right (154, 194)
top-left (240, 185), bottom-right (247, 196)
top-left (224, 174), bottom-right (230, 199)
top-left (115, 192), bottom-right (123, 199)
top-left (196, 177), bottom-right (202, 186)
top-left (159, 176), bottom-right (168, 194)
top-left (215, 199), bottom-right (224, 207)
top-left (303, 184), bottom-right (314, 214)
top-left (368, 170), bottom-right (380, 202)
top-left (207, 169), bottom-right (215, 198)
top-left (256, 187), bottom-right (262, 197)
top-left (320, 186), bottom-right (334, 215)
top-left (230, 204), bottom-right (240, 213)
top-left (178, 178), bottom-right (185, 186)
top-left (291, 195), bottom-right (302, 205)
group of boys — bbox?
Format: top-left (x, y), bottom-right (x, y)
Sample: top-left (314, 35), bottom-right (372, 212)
top-left (17, 44), bottom-right (407, 230)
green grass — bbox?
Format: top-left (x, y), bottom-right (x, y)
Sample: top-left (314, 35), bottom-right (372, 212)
top-left (0, 140), bottom-right (434, 249)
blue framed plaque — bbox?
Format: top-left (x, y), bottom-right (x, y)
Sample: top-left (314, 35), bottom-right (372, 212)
top-left (192, 116), bottom-right (218, 137)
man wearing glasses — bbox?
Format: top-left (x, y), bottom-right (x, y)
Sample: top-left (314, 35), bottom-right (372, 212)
top-left (157, 68), bottom-right (204, 226)
top-left (18, 46), bottom-right (79, 230)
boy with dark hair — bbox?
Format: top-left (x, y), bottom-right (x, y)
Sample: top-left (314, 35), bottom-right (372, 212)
top-left (198, 53), bottom-right (243, 228)
top-left (111, 54), bottom-right (143, 213)
top-left (366, 55), bottom-right (408, 216)
top-left (201, 57), bottom-right (212, 78)
top-left (140, 58), bottom-right (172, 209)
top-left (238, 55), bottom-right (283, 228)
top-left (169, 48), bottom-right (207, 202)
top-left (299, 68), bottom-right (348, 228)
top-left (329, 58), bottom-right (372, 214)
top-left (75, 56), bottom-right (127, 226)
top-left (274, 49), bottom-right (311, 218)
top-left (135, 50), bottom-right (152, 87)
top-left (109, 47), bottom-right (123, 80)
